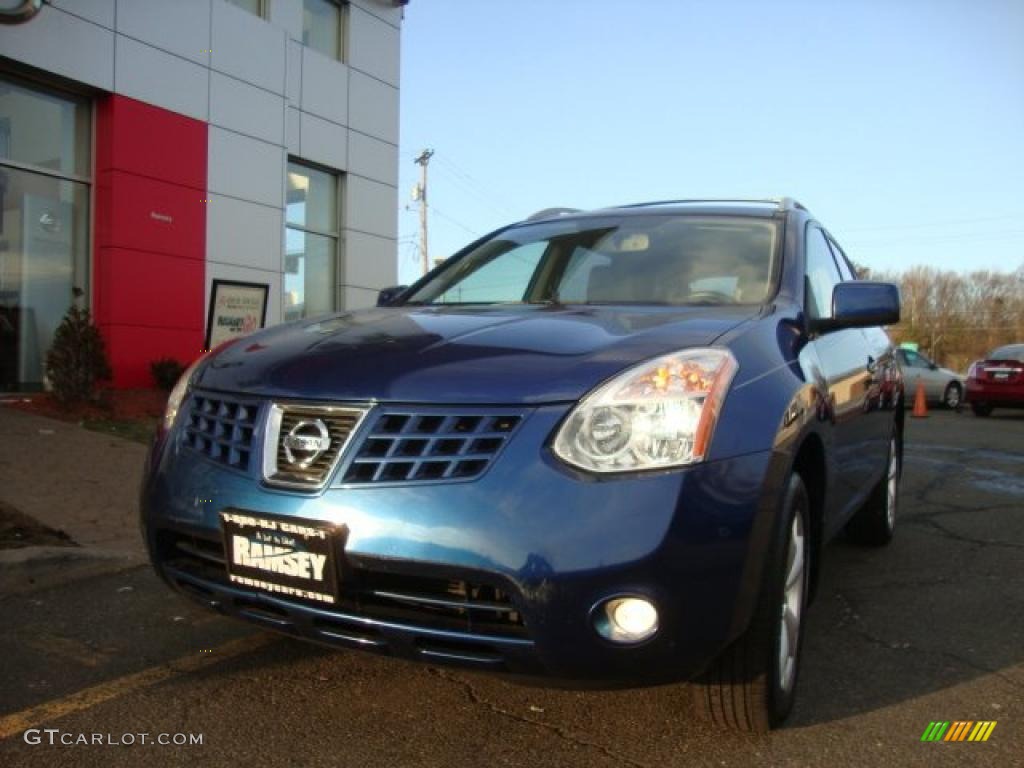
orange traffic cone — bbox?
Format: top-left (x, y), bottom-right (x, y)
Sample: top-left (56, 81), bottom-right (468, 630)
top-left (912, 380), bottom-right (928, 418)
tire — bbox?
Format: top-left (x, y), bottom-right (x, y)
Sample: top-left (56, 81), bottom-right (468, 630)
top-left (943, 382), bottom-right (962, 410)
top-left (846, 432), bottom-right (900, 546)
top-left (691, 474), bottom-right (810, 732)
top-left (971, 402), bottom-right (993, 417)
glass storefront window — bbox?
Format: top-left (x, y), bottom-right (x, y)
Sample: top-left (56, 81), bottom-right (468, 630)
top-left (0, 167), bottom-right (90, 390)
top-left (0, 78), bottom-right (90, 178)
top-left (284, 161), bottom-right (340, 322)
top-left (0, 77), bottom-right (90, 391)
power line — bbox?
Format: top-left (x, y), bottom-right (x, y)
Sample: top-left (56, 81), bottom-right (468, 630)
top-left (431, 205), bottom-right (481, 237)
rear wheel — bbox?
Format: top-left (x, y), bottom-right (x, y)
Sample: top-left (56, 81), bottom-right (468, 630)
top-left (846, 433), bottom-right (899, 546)
top-left (971, 402), bottom-right (993, 417)
top-left (943, 382), bottom-right (962, 410)
top-left (691, 474), bottom-right (810, 732)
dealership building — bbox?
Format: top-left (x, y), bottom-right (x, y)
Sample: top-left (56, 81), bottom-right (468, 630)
top-left (0, 0), bottom-right (403, 389)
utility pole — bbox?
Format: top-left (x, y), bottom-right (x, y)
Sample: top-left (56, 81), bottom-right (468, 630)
top-left (413, 148), bottom-right (434, 275)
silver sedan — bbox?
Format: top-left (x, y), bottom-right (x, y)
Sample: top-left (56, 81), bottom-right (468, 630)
top-left (895, 348), bottom-right (966, 409)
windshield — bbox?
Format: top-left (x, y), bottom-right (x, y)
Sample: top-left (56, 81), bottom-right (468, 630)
top-left (404, 215), bottom-right (780, 306)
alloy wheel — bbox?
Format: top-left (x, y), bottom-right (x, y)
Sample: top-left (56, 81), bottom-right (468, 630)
top-left (778, 512), bottom-right (805, 694)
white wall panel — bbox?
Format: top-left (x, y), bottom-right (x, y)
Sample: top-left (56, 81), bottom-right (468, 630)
top-left (300, 49), bottom-right (348, 126)
top-left (208, 127), bottom-right (285, 208)
top-left (345, 175), bottom-right (398, 240)
top-left (348, 130), bottom-right (397, 187)
top-left (207, 194), bottom-right (283, 272)
top-left (348, 70), bottom-right (397, 145)
top-left (0, 7), bottom-right (113, 91)
top-left (299, 112), bottom-right (348, 171)
top-left (342, 285), bottom-right (379, 311)
top-left (343, 230), bottom-right (397, 291)
top-left (286, 39), bottom-right (303, 105)
top-left (115, 35), bottom-right (209, 121)
top-left (210, 72), bottom-right (285, 145)
top-left (350, 0), bottom-right (403, 29)
top-left (116, 0), bottom-right (211, 66)
top-left (348, 5), bottom-right (399, 87)
top-left (286, 107), bottom-right (301, 155)
top-left (50, 0), bottom-right (115, 28)
top-left (211, 0), bottom-right (286, 93)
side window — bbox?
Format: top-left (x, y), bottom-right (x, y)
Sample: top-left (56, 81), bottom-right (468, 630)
top-left (804, 226), bottom-right (842, 320)
top-left (434, 242), bottom-right (545, 303)
top-left (901, 350), bottom-right (929, 368)
top-left (827, 237), bottom-right (856, 281)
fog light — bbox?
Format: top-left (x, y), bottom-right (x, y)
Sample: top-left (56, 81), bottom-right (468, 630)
top-left (594, 596), bottom-right (659, 644)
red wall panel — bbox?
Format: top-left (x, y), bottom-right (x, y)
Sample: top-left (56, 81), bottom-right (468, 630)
top-left (93, 95), bottom-right (207, 388)
top-left (95, 248), bottom-right (204, 329)
top-left (95, 96), bottom-right (206, 189)
top-left (96, 170), bottom-right (205, 260)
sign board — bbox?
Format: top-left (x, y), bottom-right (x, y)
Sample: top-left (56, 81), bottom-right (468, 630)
top-left (205, 279), bottom-right (269, 349)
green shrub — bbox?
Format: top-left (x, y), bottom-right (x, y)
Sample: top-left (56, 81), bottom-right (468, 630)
top-left (45, 306), bottom-right (112, 406)
top-left (150, 357), bottom-right (185, 391)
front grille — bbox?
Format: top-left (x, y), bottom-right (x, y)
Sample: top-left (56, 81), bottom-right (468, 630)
top-left (157, 530), bottom-right (527, 638)
top-left (264, 404), bottom-right (368, 489)
top-left (342, 411), bottom-right (523, 484)
top-left (182, 393), bottom-right (260, 471)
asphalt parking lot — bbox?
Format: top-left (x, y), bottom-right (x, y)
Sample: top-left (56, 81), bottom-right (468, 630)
top-left (0, 410), bottom-right (1021, 767)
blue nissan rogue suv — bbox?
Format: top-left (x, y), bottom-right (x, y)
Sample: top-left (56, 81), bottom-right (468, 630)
top-left (142, 198), bottom-right (903, 731)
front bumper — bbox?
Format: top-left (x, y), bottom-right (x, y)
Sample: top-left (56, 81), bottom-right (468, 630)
top-left (141, 400), bottom-right (777, 683)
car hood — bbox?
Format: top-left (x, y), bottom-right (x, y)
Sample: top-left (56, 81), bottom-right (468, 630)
top-left (195, 305), bottom-right (756, 405)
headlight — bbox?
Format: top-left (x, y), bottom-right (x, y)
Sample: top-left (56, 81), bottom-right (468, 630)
top-left (552, 348), bottom-right (738, 473)
top-left (161, 354), bottom-right (209, 432)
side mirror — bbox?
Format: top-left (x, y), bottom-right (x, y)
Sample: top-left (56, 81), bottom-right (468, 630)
top-left (814, 281), bottom-right (901, 332)
top-left (376, 285), bottom-right (409, 307)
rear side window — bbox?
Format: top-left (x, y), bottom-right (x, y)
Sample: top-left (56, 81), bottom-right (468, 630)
top-left (804, 226), bottom-right (842, 320)
top-left (991, 345), bottom-right (1024, 360)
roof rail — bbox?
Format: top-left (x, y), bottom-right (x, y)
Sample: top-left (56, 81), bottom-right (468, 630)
top-left (525, 207), bottom-right (582, 222)
top-left (614, 198), bottom-right (807, 212)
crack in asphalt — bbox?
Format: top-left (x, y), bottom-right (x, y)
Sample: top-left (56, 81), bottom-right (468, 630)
top-left (426, 667), bottom-right (651, 768)
top-left (907, 518), bottom-right (1024, 550)
top-left (832, 591), bottom-right (1023, 692)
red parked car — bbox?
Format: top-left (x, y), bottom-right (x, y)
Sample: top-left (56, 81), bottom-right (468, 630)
top-left (966, 343), bottom-right (1024, 416)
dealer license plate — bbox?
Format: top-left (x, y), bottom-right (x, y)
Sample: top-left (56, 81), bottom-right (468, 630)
top-left (221, 510), bottom-right (339, 605)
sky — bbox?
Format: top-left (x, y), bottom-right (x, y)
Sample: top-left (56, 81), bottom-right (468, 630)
top-left (395, 0), bottom-right (1024, 284)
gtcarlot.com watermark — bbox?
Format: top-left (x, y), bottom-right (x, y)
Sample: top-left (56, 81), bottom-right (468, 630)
top-left (23, 729), bottom-right (203, 747)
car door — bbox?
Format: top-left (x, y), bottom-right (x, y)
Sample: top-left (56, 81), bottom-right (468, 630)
top-left (900, 349), bottom-right (937, 400)
top-left (804, 225), bottom-right (876, 518)
top-left (827, 235), bottom-right (896, 470)
top-left (917, 352), bottom-right (948, 400)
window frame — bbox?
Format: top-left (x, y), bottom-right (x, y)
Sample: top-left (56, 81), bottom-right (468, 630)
top-left (284, 159), bottom-right (343, 317)
top-left (302, 0), bottom-right (349, 62)
top-left (224, 0), bottom-right (268, 18)
top-left (803, 222), bottom-right (845, 322)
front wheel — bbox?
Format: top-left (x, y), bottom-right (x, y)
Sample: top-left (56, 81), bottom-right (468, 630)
top-left (971, 402), bottom-right (993, 417)
top-left (691, 474), bottom-right (810, 731)
top-left (943, 382), bottom-right (962, 410)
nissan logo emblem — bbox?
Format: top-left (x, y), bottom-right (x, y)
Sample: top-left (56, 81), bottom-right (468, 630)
top-left (282, 419), bottom-right (331, 468)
